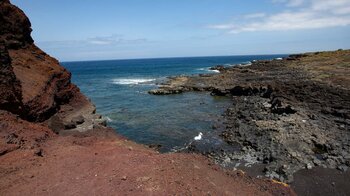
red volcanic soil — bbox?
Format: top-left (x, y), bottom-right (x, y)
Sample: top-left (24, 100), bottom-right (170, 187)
top-left (0, 125), bottom-right (293, 195)
top-left (0, 1), bottom-right (295, 195)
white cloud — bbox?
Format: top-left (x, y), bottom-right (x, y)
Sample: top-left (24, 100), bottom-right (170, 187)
top-left (311, 0), bottom-right (350, 14)
top-left (208, 0), bottom-right (350, 33)
top-left (272, 0), bottom-right (304, 7)
top-left (87, 36), bottom-right (117, 45)
top-left (38, 35), bottom-right (148, 49)
top-left (287, 0), bottom-right (304, 7)
top-left (244, 13), bottom-right (266, 19)
top-left (87, 35), bottom-right (147, 45)
top-left (206, 24), bottom-right (235, 30)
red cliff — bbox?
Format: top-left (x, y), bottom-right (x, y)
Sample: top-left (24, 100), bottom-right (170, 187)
top-left (0, 0), bottom-right (84, 122)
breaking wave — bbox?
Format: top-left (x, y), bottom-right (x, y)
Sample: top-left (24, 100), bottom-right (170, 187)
top-left (112, 78), bottom-right (156, 85)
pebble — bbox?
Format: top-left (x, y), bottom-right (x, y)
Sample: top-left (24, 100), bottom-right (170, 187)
top-left (306, 163), bottom-right (313, 169)
top-left (224, 157), bottom-right (231, 163)
top-left (263, 102), bottom-right (272, 108)
top-left (313, 159), bottom-right (322, 166)
top-left (337, 165), bottom-right (348, 172)
top-left (291, 152), bottom-right (297, 157)
top-left (266, 172), bottom-right (279, 180)
top-left (326, 159), bottom-right (337, 168)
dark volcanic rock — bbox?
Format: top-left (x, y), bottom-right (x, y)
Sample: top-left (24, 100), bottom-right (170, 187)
top-left (148, 88), bottom-right (183, 95)
top-left (0, 0), bottom-right (33, 48)
top-left (210, 65), bottom-right (225, 72)
top-left (0, 0), bottom-right (26, 114)
top-left (210, 88), bottom-right (230, 96)
top-left (72, 115), bottom-right (85, 125)
top-left (150, 50), bottom-right (350, 184)
top-left (0, 43), bottom-right (22, 114)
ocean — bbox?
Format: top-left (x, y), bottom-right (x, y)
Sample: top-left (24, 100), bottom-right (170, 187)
top-left (62, 55), bottom-right (286, 152)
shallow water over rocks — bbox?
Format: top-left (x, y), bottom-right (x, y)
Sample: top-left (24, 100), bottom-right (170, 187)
top-left (62, 56), bottom-right (284, 151)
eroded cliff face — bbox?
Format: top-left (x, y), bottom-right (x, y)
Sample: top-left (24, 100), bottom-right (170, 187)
top-left (0, 42), bottom-right (22, 114)
top-left (0, 0), bottom-right (33, 47)
top-left (0, 0), bottom-right (24, 114)
top-left (0, 0), bottom-right (81, 122)
top-left (0, 0), bottom-right (106, 155)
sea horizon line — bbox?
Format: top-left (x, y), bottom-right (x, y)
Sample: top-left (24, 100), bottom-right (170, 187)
top-left (60, 53), bottom-right (291, 64)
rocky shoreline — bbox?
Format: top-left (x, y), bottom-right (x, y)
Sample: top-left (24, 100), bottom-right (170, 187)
top-left (149, 50), bottom-right (350, 192)
top-left (0, 1), bottom-right (295, 195)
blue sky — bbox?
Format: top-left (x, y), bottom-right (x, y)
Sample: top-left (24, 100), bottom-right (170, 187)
top-left (12, 0), bottom-right (350, 61)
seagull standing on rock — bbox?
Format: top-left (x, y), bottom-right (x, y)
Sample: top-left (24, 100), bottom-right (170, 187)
top-left (194, 132), bottom-right (203, 141)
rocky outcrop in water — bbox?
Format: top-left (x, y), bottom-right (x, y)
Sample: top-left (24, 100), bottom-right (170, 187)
top-left (150, 50), bottom-right (350, 188)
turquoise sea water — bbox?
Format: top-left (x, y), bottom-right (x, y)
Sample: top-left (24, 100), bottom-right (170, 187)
top-left (62, 55), bottom-right (286, 152)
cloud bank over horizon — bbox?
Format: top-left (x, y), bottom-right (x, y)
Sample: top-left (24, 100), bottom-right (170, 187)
top-left (208, 0), bottom-right (350, 33)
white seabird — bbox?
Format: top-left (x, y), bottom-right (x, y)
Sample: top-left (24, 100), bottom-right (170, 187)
top-left (194, 132), bottom-right (203, 141)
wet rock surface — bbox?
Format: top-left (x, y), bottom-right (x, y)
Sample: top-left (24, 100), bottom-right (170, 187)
top-left (150, 50), bottom-right (350, 193)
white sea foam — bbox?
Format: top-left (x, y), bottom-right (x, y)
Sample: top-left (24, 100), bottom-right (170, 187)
top-left (104, 116), bottom-right (113, 122)
top-left (197, 67), bottom-right (220, 73)
top-left (136, 90), bottom-right (148, 94)
top-left (112, 78), bottom-right (156, 85)
top-left (226, 64), bottom-right (237, 67)
top-left (239, 61), bottom-right (252, 67)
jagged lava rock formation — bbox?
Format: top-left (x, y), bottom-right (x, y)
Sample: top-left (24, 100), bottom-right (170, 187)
top-left (149, 49), bottom-right (350, 193)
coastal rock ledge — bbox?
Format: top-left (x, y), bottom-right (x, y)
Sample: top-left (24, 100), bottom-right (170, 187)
top-left (0, 1), bottom-right (294, 195)
top-left (149, 49), bottom-right (350, 194)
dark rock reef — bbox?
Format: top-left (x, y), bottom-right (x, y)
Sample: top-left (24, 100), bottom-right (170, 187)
top-left (150, 50), bottom-right (350, 187)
